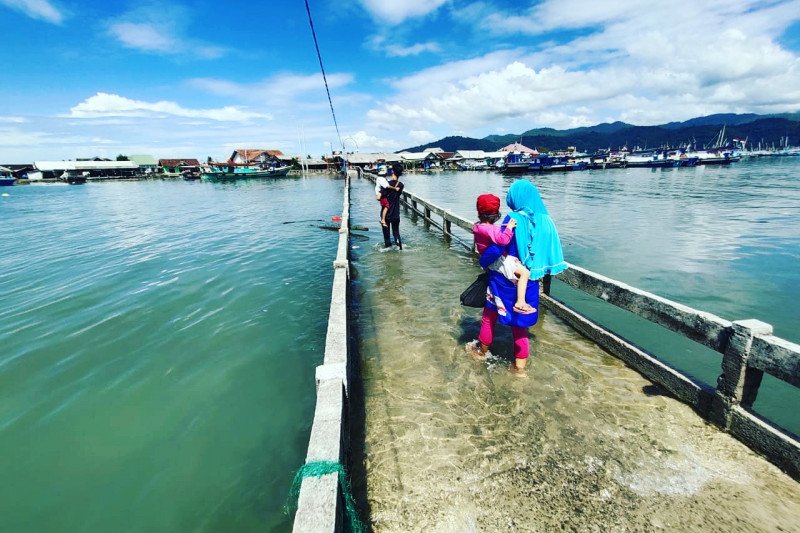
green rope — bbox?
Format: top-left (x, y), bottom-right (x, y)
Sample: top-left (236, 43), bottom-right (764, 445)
top-left (286, 460), bottom-right (364, 533)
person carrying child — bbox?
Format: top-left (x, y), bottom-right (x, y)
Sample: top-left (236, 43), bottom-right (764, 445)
top-left (472, 193), bottom-right (535, 314)
top-left (374, 167), bottom-right (396, 227)
top-left (467, 180), bottom-right (567, 375)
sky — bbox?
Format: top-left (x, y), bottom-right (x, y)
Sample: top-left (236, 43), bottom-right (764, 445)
top-left (1, 0), bottom-right (800, 162)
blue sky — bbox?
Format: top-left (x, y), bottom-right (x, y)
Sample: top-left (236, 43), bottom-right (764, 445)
top-left (1, 0), bottom-right (799, 161)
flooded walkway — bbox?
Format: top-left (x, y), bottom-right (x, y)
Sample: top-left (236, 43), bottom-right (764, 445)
top-left (348, 176), bottom-right (799, 531)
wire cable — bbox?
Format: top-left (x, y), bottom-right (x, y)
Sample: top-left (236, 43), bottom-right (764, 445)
top-left (304, 0), bottom-right (345, 152)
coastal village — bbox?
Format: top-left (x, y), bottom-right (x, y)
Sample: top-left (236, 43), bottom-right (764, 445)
top-left (2, 139), bottom-right (798, 186)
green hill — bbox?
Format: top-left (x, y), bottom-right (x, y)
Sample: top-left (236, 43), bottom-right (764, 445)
top-left (401, 113), bottom-right (800, 153)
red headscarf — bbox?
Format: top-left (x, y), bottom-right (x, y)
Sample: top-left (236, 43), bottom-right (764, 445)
top-left (476, 193), bottom-right (501, 216)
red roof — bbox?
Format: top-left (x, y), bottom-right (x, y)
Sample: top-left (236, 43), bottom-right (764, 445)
top-left (500, 142), bottom-right (538, 155)
top-left (159, 159), bottom-right (200, 167)
top-left (232, 149), bottom-right (284, 162)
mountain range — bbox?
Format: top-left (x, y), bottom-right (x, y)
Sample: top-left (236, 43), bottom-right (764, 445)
top-left (401, 112), bottom-right (800, 153)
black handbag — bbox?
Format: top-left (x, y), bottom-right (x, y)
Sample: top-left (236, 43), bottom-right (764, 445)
top-left (460, 271), bottom-right (489, 308)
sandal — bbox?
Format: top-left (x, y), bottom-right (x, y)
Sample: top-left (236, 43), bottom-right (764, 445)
top-left (513, 303), bottom-right (536, 314)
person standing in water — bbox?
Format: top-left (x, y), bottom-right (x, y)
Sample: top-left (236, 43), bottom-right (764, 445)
top-left (375, 167), bottom-right (393, 227)
top-left (472, 193), bottom-right (535, 315)
top-left (381, 163), bottom-right (405, 249)
top-left (467, 180), bottom-right (567, 375)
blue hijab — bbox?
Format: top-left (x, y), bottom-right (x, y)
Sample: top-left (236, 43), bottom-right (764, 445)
top-left (505, 180), bottom-right (567, 279)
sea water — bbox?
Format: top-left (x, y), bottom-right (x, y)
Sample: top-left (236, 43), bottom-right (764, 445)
top-left (0, 177), bottom-right (343, 532)
top-left (348, 166), bottom-right (800, 532)
top-left (400, 157), bottom-right (800, 434)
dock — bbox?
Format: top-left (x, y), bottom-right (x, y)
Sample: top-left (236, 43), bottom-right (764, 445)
top-left (292, 169), bottom-right (800, 531)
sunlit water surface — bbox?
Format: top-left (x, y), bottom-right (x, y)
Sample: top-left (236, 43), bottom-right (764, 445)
top-left (349, 163), bottom-right (800, 531)
top-left (0, 177), bottom-right (343, 532)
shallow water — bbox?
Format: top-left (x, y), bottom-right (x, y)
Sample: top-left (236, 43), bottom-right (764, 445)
top-left (400, 159), bottom-right (800, 435)
top-left (0, 177), bottom-right (343, 532)
top-left (349, 173), bottom-right (800, 531)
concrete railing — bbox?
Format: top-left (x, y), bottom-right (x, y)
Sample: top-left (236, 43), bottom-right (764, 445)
top-left (372, 179), bottom-right (800, 480)
top-left (292, 170), bottom-right (356, 532)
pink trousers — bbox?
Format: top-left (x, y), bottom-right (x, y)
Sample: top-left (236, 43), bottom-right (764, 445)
top-left (478, 307), bottom-right (529, 360)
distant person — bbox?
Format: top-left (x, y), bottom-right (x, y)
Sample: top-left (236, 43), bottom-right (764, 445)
top-left (472, 193), bottom-right (534, 314)
top-left (374, 167), bottom-right (393, 227)
top-left (467, 180), bottom-right (567, 375)
top-left (381, 164), bottom-right (405, 249)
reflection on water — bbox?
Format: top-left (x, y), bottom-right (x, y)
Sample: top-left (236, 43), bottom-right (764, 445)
top-left (349, 176), bottom-right (800, 531)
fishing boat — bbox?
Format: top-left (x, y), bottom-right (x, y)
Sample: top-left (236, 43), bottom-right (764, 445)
top-left (686, 125), bottom-right (741, 164)
top-left (181, 166), bottom-right (201, 180)
top-left (59, 169), bottom-right (87, 184)
top-left (0, 166), bottom-right (16, 186)
top-left (625, 151), bottom-right (673, 168)
top-left (529, 155), bottom-right (588, 171)
top-left (501, 151), bottom-right (535, 174)
top-left (201, 164), bottom-right (292, 180)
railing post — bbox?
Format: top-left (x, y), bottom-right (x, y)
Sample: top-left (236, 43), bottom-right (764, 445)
top-left (443, 218), bottom-right (452, 241)
top-left (712, 319), bottom-right (772, 428)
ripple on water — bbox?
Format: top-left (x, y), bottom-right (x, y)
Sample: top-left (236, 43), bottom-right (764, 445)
top-left (0, 178), bottom-right (344, 532)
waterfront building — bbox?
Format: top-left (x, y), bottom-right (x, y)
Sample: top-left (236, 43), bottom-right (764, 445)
top-left (127, 155), bottom-right (158, 174)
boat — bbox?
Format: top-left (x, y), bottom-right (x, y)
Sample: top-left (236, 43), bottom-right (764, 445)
top-left (625, 151), bottom-right (673, 168)
top-left (501, 151), bottom-right (536, 174)
top-left (0, 166), bottom-right (16, 186)
top-left (457, 160), bottom-right (489, 171)
top-left (181, 166), bottom-right (201, 180)
top-left (201, 164), bottom-right (292, 180)
top-left (59, 169), bottom-right (87, 184)
top-left (529, 155), bottom-right (588, 171)
top-left (686, 126), bottom-right (740, 164)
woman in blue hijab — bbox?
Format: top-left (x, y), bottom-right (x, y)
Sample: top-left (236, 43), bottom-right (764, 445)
top-left (470, 179), bottom-right (567, 374)
top-left (505, 179), bottom-right (567, 280)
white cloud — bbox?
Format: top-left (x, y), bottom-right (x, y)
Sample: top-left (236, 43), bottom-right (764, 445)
top-left (189, 72), bottom-right (355, 105)
top-left (106, 4), bottom-right (225, 59)
top-left (0, 116), bottom-right (26, 124)
top-left (349, 130), bottom-right (398, 152)
top-left (365, 1), bottom-right (800, 135)
top-left (0, 128), bottom-right (50, 147)
top-left (0, 0), bottom-right (64, 24)
top-left (359, 0), bottom-right (448, 23)
top-left (385, 41), bottom-right (441, 57)
top-left (108, 22), bottom-right (177, 54)
top-left (408, 130), bottom-right (435, 143)
top-left (68, 93), bottom-right (271, 122)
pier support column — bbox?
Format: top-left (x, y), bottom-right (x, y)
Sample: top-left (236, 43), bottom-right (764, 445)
top-left (711, 319), bottom-right (772, 428)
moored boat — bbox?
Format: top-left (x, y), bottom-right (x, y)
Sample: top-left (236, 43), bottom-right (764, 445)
top-left (0, 166), bottom-right (16, 186)
top-left (181, 166), bottom-right (201, 180)
top-left (59, 169), bottom-right (87, 184)
top-left (201, 164), bottom-right (292, 180)
top-left (501, 151), bottom-right (535, 174)
top-left (529, 155), bottom-right (587, 171)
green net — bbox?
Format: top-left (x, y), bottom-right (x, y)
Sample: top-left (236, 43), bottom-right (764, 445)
top-left (286, 460), bottom-right (364, 533)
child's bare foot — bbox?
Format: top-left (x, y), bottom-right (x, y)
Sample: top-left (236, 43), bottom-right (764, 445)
top-left (465, 340), bottom-right (486, 360)
top-left (513, 302), bottom-right (536, 314)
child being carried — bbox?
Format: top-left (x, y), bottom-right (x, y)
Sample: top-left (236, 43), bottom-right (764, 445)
top-left (472, 193), bottom-right (535, 314)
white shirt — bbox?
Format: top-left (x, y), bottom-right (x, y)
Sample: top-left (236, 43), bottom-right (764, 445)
top-left (375, 176), bottom-right (390, 195)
